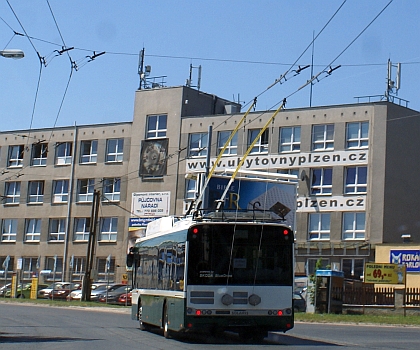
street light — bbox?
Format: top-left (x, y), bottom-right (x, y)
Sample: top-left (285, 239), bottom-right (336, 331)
top-left (0, 49), bottom-right (24, 59)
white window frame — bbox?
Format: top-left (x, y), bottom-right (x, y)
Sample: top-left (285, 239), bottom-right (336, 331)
top-left (8, 145), bottom-right (24, 167)
top-left (312, 124), bottom-right (334, 151)
top-left (311, 168), bottom-right (332, 195)
top-left (55, 142), bottom-right (72, 165)
top-left (342, 258), bottom-right (365, 279)
top-left (345, 166), bottom-right (367, 194)
top-left (188, 133), bottom-right (208, 157)
top-left (49, 218), bottom-right (66, 241)
top-left (106, 138), bottom-right (124, 162)
top-left (346, 121), bottom-right (369, 149)
top-left (277, 169), bottom-right (299, 183)
top-left (22, 257), bottom-right (39, 280)
top-left (102, 178), bottom-right (121, 202)
top-left (248, 129), bottom-right (269, 154)
top-left (218, 131), bottom-right (238, 156)
top-left (342, 212), bottom-right (366, 240)
top-left (185, 178), bottom-right (197, 200)
top-left (31, 143), bottom-right (48, 166)
top-left (308, 213), bottom-right (331, 240)
top-left (4, 181), bottom-right (20, 204)
top-left (77, 179), bottom-right (94, 202)
top-left (28, 181), bottom-right (44, 203)
top-left (74, 218), bottom-right (91, 241)
top-left (80, 140), bottom-right (98, 164)
top-left (70, 256), bottom-right (85, 281)
top-left (52, 180), bottom-right (69, 203)
top-left (279, 126), bottom-right (301, 153)
top-left (96, 257), bottom-right (115, 282)
top-left (146, 114), bottom-right (167, 139)
top-left (99, 217), bottom-right (118, 242)
top-left (45, 256), bottom-right (63, 281)
top-left (25, 218), bottom-right (41, 241)
top-left (1, 218), bottom-right (17, 242)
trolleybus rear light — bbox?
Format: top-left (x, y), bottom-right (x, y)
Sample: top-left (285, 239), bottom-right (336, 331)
top-left (277, 310), bottom-right (283, 316)
top-left (195, 310), bottom-right (202, 315)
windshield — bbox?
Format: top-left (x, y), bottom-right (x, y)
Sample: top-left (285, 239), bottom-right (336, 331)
top-left (187, 223), bottom-right (293, 286)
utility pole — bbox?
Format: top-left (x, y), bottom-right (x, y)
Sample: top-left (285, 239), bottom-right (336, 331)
top-left (81, 190), bottom-right (101, 301)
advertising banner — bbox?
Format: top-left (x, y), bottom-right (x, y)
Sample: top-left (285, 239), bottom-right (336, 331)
top-left (131, 191), bottom-right (170, 217)
top-left (364, 263), bottom-right (406, 284)
top-left (207, 176), bottom-right (296, 229)
top-left (390, 249), bottom-right (420, 272)
top-left (139, 138), bottom-right (169, 176)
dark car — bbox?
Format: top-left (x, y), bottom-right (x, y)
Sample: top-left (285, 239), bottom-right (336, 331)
top-left (49, 283), bottom-right (81, 300)
top-left (293, 292), bottom-right (306, 312)
top-left (98, 285), bottom-right (132, 305)
top-left (91, 284), bottom-right (126, 301)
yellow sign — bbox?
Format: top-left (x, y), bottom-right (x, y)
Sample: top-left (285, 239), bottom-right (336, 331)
top-left (30, 277), bottom-right (39, 299)
top-left (122, 273), bottom-right (128, 284)
top-left (364, 263), bottom-right (406, 284)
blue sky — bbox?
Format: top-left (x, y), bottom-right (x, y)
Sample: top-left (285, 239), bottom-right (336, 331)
top-left (1, 0), bottom-right (419, 132)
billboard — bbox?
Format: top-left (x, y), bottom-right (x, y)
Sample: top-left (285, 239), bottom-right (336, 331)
top-left (139, 138), bottom-right (169, 176)
top-left (207, 176), bottom-right (296, 229)
top-left (131, 191), bottom-right (170, 218)
top-left (364, 263), bottom-right (406, 284)
top-left (390, 249), bottom-right (420, 272)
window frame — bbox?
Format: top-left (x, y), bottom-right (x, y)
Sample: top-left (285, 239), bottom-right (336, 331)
top-left (346, 121), bottom-right (369, 149)
top-left (31, 143), bottom-right (48, 166)
top-left (345, 166), bottom-right (367, 194)
top-left (4, 181), bottom-right (21, 204)
top-left (279, 126), bottom-right (301, 153)
top-left (105, 138), bottom-right (124, 163)
top-left (96, 257), bottom-right (115, 282)
top-left (1, 218), bottom-right (17, 242)
top-left (8, 145), bottom-right (24, 167)
top-left (55, 142), bottom-right (72, 165)
top-left (102, 178), bottom-right (121, 202)
top-left (312, 124), bottom-right (334, 151)
top-left (25, 218), bottom-right (41, 242)
top-left (28, 180), bottom-right (44, 204)
top-left (248, 129), bottom-right (269, 154)
top-left (49, 218), bottom-right (66, 242)
top-left (342, 258), bottom-right (365, 279)
top-left (308, 213), bottom-right (331, 240)
top-left (146, 114), bottom-right (167, 139)
top-left (77, 179), bottom-right (94, 202)
top-left (99, 217), bottom-right (118, 242)
top-left (22, 257), bottom-right (39, 280)
top-left (52, 179), bottom-right (69, 203)
top-left (80, 140), bottom-right (98, 164)
top-left (185, 178), bottom-right (197, 200)
top-left (311, 168), bottom-right (333, 195)
top-left (74, 218), bottom-right (91, 241)
top-left (188, 133), bottom-right (208, 157)
top-left (342, 212), bottom-right (366, 240)
top-left (217, 130), bottom-right (238, 156)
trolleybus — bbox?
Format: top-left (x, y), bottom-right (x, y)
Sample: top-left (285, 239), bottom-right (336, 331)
top-left (127, 212), bottom-right (295, 341)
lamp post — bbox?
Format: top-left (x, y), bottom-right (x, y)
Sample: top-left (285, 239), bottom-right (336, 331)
top-left (0, 49), bottom-right (24, 59)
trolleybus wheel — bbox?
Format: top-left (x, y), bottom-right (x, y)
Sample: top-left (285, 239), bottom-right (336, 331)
top-left (163, 305), bottom-right (171, 339)
top-left (139, 300), bottom-right (149, 331)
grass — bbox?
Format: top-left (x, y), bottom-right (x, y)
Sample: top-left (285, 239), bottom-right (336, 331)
top-left (0, 297), bottom-right (129, 309)
top-left (295, 312), bottom-right (420, 327)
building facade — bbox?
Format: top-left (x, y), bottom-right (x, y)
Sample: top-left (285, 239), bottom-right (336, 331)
top-left (1, 85), bottom-right (419, 285)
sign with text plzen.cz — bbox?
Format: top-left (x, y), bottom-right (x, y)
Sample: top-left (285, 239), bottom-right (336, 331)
top-left (364, 263), bottom-right (406, 284)
top-left (131, 191), bottom-right (170, 217)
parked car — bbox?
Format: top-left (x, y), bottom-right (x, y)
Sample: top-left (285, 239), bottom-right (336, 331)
top-left (38, 282), bottom-right (72, 299)
top-left (91, 284), bottom-right (126, 301)
top-left (293, 292), bottom-right (306, 312)
top-left (4, 283), bottom-right (48, 298)
top-left (49, 283), bottom-right (81, 300)
top-left (98, 285), bottom-right (132, 305)
top-left (0, 283), bottom-right (12, 297)
top-left (67, 282), bottom-right (107, 301)
top-left (116, 291), bottom-right (132, 306)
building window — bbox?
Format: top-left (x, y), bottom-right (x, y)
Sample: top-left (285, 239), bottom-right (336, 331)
top-left (74, 218), bottom-right (91, 241)
top-left (308, 213), bottom-right (331, 240)
top-left (277, 169), bottom-right (299, 182)
top-left (106, 138), bottom-right (124, 162)
top-left (8, 145), bottom-right (24, 167)
top-left (146, 114), bottom-right (167, 139)
top-left (218, 131), bottom-right (237, 155)
top-left (31, 143), bottom-right (48, 166)
top-left (77, 179), bottom-right (94, 202)
top-left (345, 166), bottom-right (367, 194)
top-left (306, 258), bottom-right (330, 275)
top-left (342, 212), bottom-right (366, 240)
top-left (28, 181), bottom-right (44, 203)
top-left (0, 256), bottom-right (14, 276)
top-left (1, 218), bottom-right (17, 242)
top-left (55, 142), bottom-right (72, 165)
top-left (4, 181), bottom-right (20, 204)
top-left (96, 257), bottom-right (115, 282)
top-left (279, 126), bottom-right (301, 152)
top-left (185, 178), bottom-right (197, 200)
top-left (248, 129), bottom-right (269, 154)
top-left (22, 257), bottom-right (39, 280)
top-left (188, 133), bottom-right (208, 157)
top-left (346, 121), bottom-right (369, 149)
top-left (80, 140), bottom-right (98, 164)
top-left (102, 178), bottom-right (121, 202)
top-left (311, 168), bottom-right (332, 195)
top-left (342, 258), bottom-right (364, 279)
top-left (49, 218), bottom-right (66, 241)
top-left (312, 124), bottom-right (334, 151)
top-left (69, 256), bottom-right (85, 281)
top-left (52, 180), bottom-right (69, 203)
top-left (25, 218), bottom-right (41, 241)
top-left (45, 256), bottom-right (63, 281)
top-left (99, 217), bottom-right (118, 241)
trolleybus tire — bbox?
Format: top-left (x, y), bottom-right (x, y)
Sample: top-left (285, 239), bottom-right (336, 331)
top-left (163, 305), bottom-right (172, 339)
top-left (139, 300), bottom-right (150, 331)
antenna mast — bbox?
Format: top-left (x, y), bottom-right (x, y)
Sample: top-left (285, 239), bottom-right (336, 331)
top-left (386, 59), bottom-right (401, 101)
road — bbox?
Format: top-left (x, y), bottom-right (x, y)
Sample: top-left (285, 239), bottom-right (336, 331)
top-left (0, 302), bottom-right (418, 349)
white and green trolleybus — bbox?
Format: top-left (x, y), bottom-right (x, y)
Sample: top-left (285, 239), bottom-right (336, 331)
top-left (128, 212), bottom-right (295, 341)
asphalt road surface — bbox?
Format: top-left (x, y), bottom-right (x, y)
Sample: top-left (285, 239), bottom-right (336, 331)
top-left (0, 302), bottom-right (419, 349)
